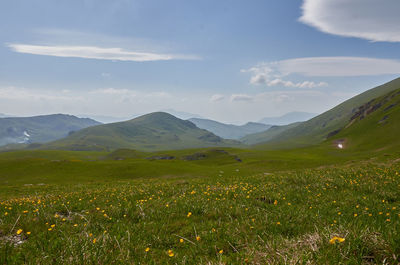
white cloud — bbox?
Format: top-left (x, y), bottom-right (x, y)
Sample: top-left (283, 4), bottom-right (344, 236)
top-left (243, 57), bottom-right (400, 87)
top-left (299, 0), bottom-right (400, 42)
top-left (265, 78), bottom-right (327, 88)
top-left (230, 94), bottom-right (253, 102)
top-left (210, 94), bottom-right (225, 102)
top-left (8, 44), bottom-right (200, 62)
top-left (278, 57), bottom-right (400, 77)
top-left (242, 62), bottom-right (328, 88)
top-left (92, 88), bottom-right (132, 95)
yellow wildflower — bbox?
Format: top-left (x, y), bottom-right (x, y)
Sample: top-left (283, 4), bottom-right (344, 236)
top-left (329, 236), bottom-right (345, 244)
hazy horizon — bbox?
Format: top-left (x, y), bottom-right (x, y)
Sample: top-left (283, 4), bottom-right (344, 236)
top-left (1, 0), bottom-right (400, 123)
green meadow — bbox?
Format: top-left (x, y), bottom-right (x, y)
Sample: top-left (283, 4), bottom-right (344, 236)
top-left (0, 146), bottom-right (399, 264)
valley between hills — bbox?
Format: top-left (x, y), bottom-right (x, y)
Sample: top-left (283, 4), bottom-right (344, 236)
top-left (0, 78), bottom-right (399, 264)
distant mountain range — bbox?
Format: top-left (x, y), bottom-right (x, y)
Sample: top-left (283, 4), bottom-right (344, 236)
top-left (258, 112), bottom-right (317, 125)
top-left (41, 112), bottom-right (240, 151)
top-left (189, 118), bottom-right (271, 139)
top-left (1, 78), bottom-right (399, 153)
top-left (0, 114), bottom-right (100, 146)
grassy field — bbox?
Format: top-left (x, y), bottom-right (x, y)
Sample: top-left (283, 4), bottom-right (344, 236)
top-left (0, 146), bottom-right (399, 264)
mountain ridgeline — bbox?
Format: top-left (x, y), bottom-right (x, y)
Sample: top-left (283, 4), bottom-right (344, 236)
top-left (42, 112), bottom-right (241, 151)
top-left (0, 114), bottom-right (101, 147)
top-left (1, 78), bottom-right (399, 153)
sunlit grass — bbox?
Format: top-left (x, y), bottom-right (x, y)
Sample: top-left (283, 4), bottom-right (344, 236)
top-left (0, 164), bottom-right (399, 264)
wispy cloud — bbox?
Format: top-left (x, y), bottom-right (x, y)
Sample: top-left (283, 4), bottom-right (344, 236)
top-left (91, 88), bottom-right (132, 95)
top-left (230, 94), bottom-right (253, 102)
top-left (8, 44), bottom-right (200, 62)
top-left (243, 57), bottom-right (400, 87)
top-left (299, 0), bottom-right (400, 42)
top-left (210, 94), bottom-right (225, 102)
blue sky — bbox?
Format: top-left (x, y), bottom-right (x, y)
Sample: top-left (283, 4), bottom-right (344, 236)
top-left (1, 0), bottom-right (400, 123)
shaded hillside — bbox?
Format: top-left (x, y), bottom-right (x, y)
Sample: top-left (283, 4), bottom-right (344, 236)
top-left (255, 77), bottom-right (400, 148)
top-left (42, 112), bottom-right (241, 151)
top-left (0, 114), bottom-right (100, 146)
top-left (189, 118), bottom-right (271, 139)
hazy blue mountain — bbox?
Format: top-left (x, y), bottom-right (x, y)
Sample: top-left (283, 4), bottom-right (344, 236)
top-left (189, 118), bottom-right (271, 139)
top-left (259, 112), bottom-right (317, 125)
top-left (0, 114), bottom-right (101, 146)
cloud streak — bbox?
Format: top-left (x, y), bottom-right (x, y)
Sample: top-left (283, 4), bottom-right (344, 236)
top-left (8, 44), bottom-right (200, 62)
top-left (299, 0), bottom-right (400, 42)
top-left (243, 57), bottom-right (400, 87)
top-left (210, 94), bottom-right (225, 102)
top-left (230, 94), bottom-right (253, 102)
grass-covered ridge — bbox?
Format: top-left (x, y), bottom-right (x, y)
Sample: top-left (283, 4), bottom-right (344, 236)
top-left (41, 112), bottom-right (241, 152)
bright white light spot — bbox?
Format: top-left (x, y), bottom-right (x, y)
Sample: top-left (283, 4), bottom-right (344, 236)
top-left (338, 143), bottom-right (343, 149)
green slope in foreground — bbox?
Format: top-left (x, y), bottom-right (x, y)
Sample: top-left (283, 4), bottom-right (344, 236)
top-left (0, 148), bottom-right (399, 264)
top-left (248, 77), bottom-right (400, 147)
top-left (40, 112), bottom-right (241, 152)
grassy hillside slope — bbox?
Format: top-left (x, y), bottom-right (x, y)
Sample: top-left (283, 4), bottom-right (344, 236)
top-left (42, 112), bottom-right (241, 152)
top-left (326, 87), bottom-right (400, 152)
top-left (254, 77), bottom-right (400, 148)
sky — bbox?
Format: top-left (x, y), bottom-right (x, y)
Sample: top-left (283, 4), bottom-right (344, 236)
top-left (1, 0), bottom-right (400, 124)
